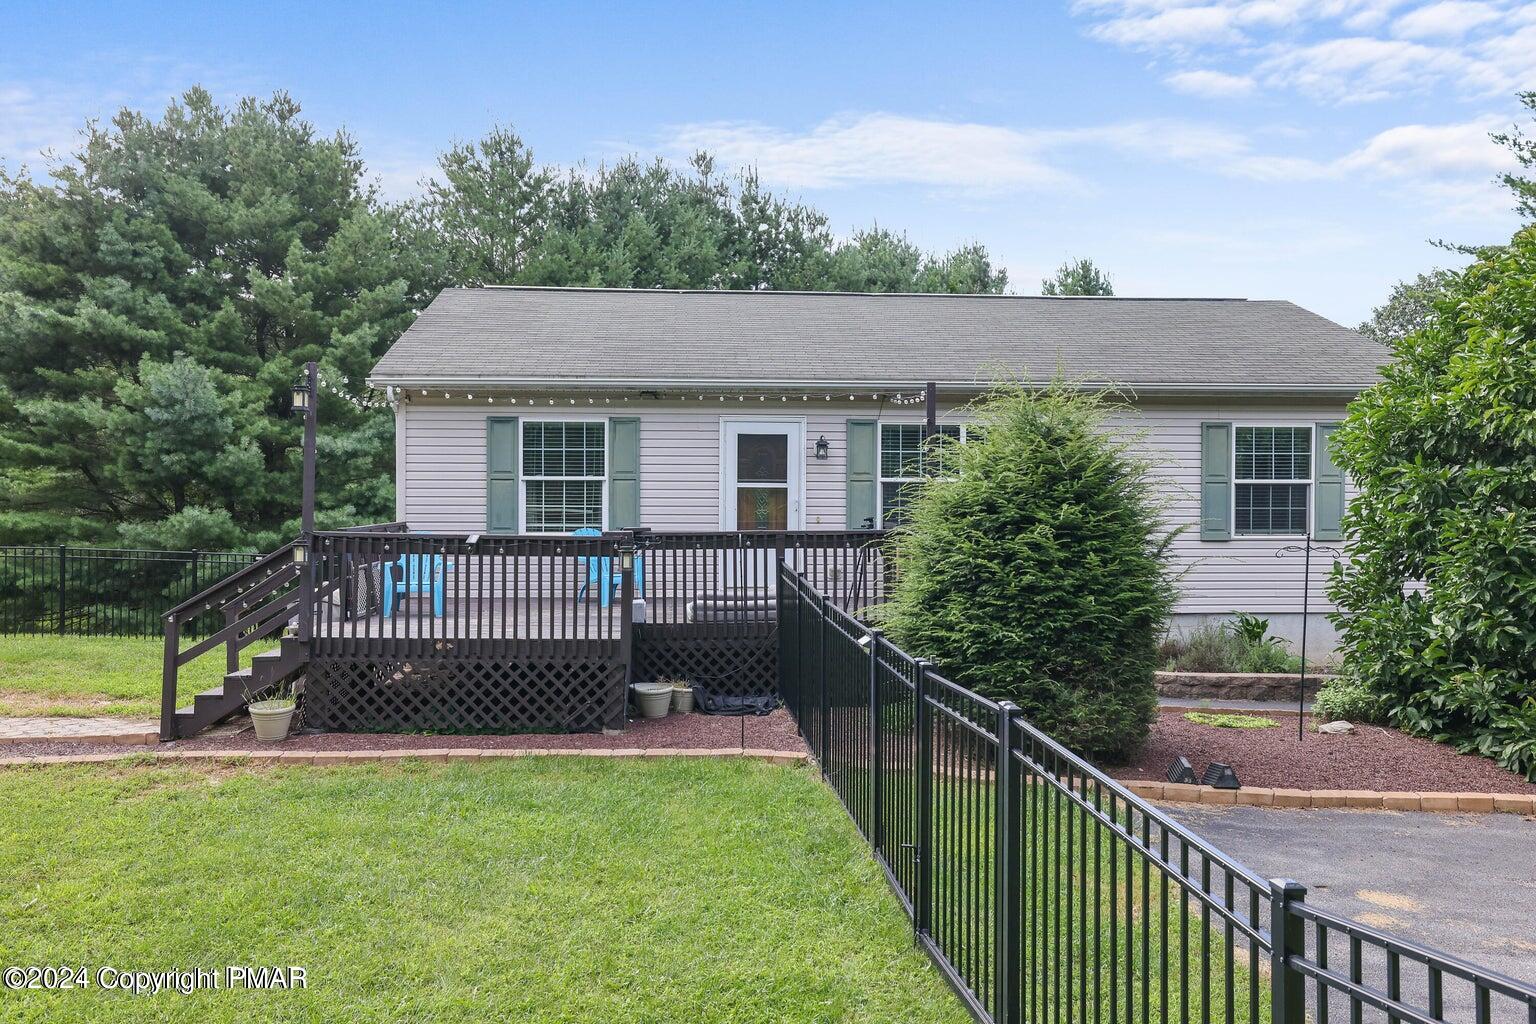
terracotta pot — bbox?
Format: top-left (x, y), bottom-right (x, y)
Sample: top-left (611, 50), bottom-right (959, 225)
top-left (632, 683), bottom-right (672, 719)
top-left (248, 699), bottom-right (296, 742)
top-left (672, 686), bottom-right (695, 714)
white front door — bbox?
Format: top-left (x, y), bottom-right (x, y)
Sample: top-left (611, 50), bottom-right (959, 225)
top-left (722, 419), bottom-right (804, 531)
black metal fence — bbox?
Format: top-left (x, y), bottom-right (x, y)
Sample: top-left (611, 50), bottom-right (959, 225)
top-left (0, 545), bottom-right (261, 638)
top-left (777, 564), bottom-right (1536, 1024)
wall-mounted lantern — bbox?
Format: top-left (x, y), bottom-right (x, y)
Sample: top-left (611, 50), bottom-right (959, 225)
top-left (814, 435), bottom-right (830, 461)
top-left (291, 377), bottom-right (312, 414)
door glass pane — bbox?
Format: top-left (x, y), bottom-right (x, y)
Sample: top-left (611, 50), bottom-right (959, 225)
top-left (736, 487), bottom-right (788, 530)
top-left (736, 433), bottom-right (788, 483)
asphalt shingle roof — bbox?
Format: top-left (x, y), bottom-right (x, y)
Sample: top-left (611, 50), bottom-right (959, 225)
top-left (370, 286), bottom-right (1384, 391)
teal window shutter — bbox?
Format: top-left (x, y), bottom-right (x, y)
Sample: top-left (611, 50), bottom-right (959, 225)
top-left (1314, 422), bottom-right (1344, 541)
top-left (1200, 421), bottom-right (1232, 541)
top-left (608, 417), bottom-right (641, 529)
top-left (487, 417), bottom-right (519, 532)
top-left (846, 419), bottom-right (877, 529)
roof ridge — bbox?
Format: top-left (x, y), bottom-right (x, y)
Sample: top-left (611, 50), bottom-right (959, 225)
top-left (460, 285), bottom-right (1252, 302)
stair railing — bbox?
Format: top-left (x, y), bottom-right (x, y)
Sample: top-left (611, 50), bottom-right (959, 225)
top-left (159, 541), bottom-right (304, 740)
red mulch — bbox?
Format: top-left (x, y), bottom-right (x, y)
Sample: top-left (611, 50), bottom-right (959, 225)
top-left (1111, 708), bottom-right (1536, 794)
top-left (0, 709), bottom-right (807, 759)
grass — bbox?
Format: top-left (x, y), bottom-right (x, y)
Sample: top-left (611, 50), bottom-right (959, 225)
top-left (1183, 712), bottom-right (1280, 730)
top-left (0, 757), bottom-right (972, 1024)
top-left (0, 635), bottom-right (247, 718)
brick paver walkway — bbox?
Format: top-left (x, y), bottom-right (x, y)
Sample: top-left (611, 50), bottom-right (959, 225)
top-left (0, 717), bottom-right (158, 745)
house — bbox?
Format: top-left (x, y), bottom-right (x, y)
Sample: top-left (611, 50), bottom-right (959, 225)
top-left (369, 285), bottom-right (1383, 660)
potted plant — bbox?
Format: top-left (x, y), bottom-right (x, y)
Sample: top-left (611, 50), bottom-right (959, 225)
top-left (631, 681), bottom-right (673, 719)
top-left (245, 681), bottom-right (298, 742)
top-left (667, 678), bottom-right (695, 714)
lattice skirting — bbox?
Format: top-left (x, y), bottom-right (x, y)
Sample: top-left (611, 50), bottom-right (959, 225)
top-left (634, 624), bottom-right (778, 696)
top-left (303, 654), bottom-right (625, 734)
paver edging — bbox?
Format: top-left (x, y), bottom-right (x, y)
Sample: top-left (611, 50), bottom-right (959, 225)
top-left (1119, 778), bottom-right (1536, 815)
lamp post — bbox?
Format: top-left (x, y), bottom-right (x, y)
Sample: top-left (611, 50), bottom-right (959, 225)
top-left (291, 362), bottom-right (318, 642)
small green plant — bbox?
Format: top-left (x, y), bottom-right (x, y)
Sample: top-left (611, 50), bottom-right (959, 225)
top-left (1161, 617), bottom-right (1301, 674)
top-left (1184, 711), bottom-right (1279, 729)
top-left (242, 679), bottom-right (296, 709)
top-left (1230, 612), bottom-right (1271, 647)
top-left (1313, 676), bottom-right (1389, 724)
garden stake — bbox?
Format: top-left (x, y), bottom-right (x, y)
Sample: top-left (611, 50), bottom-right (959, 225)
top-left (1275, 535), bottom-right (1341, 741)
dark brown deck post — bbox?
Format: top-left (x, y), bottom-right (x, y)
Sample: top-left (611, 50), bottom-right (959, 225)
top-left (160, 611), bottom-right (180, 741)
top-left (296, 361), bottom-right (318, 644)
top-left (614, 537), bottom-right (636, 731)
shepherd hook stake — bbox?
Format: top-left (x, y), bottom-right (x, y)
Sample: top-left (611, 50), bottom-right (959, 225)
top-left (1275, 535), bottom-right (1342, 741)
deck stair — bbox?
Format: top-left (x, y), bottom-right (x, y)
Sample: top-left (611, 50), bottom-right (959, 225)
top-left (173, 635), bottom-right (308, 737)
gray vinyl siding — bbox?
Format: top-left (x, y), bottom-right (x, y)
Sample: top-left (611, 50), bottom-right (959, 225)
top-left (396, 395), bottom-right (1351, 614)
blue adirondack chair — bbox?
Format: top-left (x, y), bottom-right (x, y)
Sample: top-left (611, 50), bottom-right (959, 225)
top-left (572, 528), bottom-right (644, 608)
top-left (382, 554), bottom-right (450, 617)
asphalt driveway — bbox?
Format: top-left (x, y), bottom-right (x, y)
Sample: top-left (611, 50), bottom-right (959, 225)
top-left (1168, 803), bottom-right (1536, 991)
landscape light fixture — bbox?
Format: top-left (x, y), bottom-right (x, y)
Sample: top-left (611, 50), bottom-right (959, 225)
top-left (1166, 756), bottom-right (1198, 785)
top-left (815, 435), bottom-right (830, 460)
top-left (1201, 761), bottom-right (1241, 790)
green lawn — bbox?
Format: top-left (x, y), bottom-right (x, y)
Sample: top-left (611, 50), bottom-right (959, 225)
top-left (0, 635), bottom-right (241, 718)
top-left (0, 756), bottom-right (971, 1024)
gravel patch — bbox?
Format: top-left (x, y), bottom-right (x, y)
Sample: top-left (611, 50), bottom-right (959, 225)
top-left (1112, 708), bottom-right (1536, 794)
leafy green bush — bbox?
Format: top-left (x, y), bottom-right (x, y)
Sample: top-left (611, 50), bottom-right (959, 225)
top-left (884, 384), bottom-right (1176, 761)
top-left (1159, 617), bottom-right (1300, 674)
top-left (1329, 222), bottom-right (1536, 780)
top-left (1312, 676), bottom-right (1389, 725)
top-left (1160, 624), bottom-right (1245, 673)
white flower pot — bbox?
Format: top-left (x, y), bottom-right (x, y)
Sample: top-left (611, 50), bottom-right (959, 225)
top-left (248, 699), bottom-right (297, 742)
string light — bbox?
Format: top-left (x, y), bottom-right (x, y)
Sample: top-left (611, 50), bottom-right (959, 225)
top-left (383, 389), bottom-right (936, 407)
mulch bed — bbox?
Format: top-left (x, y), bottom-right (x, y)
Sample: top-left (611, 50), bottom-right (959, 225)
top-left (0, 709), bottom-right (808, 760)
top-left (1111, 708), bottom-right (1536, 795)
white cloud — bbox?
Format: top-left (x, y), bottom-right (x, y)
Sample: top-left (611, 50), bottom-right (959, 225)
top-left (1392, 0), bottom-right (1501, 38)
top-left (1335, 116), bottom-right (1511, 175)
top-left (654, 110), bottom-right (1514, 211)
top-left (1165, 68), bottom-right (1260, 95)
top-left (1090, 5), bottom-right (1244, 47)
top-left (1072, 0), bottom-right (1534, 102)
top-left (660, 114), bottom-right (1075, 192)
top-left (0, 85), bottom-right (85, 169)
top-left (1256, 36), bottom-right (1489, 101)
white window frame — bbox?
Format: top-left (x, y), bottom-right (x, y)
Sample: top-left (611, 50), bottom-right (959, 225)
top-left (1232, 424), bottom-right (1313, 538)
top-left (519, 417), bottom-right (609, 534)
top-left (877, 421), bottom-right (965, 528)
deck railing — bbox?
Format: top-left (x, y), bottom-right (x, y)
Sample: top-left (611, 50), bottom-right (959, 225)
top-left (305, 527), bottom-right (891, 655)
top-left (777, 563), bottom-right (1536, 1024)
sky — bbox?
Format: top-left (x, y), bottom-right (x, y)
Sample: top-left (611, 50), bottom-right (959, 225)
top-left (2, 0), bottom-right (1533, 326)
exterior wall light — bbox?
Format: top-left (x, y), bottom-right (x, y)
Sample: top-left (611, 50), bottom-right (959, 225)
top-left (814, 436), bottom-right (830, 461)
top-left (291, 542), bottom-right (309, 565)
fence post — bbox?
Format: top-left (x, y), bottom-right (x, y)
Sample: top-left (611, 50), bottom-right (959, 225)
top-left (996, 700), bottom-right (1022, 1024)
top-left (868, 628), bottom-right (884, 858)
top-left (57, 544), bottom-right (67, 635)
top-left (915, 658), bottom-right (934, 941)
top-left (817, 590), bottom-right (830, 774)
top-left (1270, 879), bottom-right (1308, 1024)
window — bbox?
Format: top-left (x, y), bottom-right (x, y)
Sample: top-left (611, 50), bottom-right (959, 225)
top-left (522, 421), bottom-right (605, 531)
top-left (879, 423), bottom-right (962, 526)
top-left (1234, 426), bottom-right (1311, 535)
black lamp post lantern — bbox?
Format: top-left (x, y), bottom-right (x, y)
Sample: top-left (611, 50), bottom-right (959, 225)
top-left (814, 435), bottom-right (830, 461)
